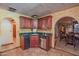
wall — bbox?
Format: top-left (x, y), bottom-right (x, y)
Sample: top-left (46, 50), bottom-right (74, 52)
top-left (0, 8), bottom-right (31, 47)
top-left (51, 6), bottom-right (79, 48)
top-left (0, 6), bottom-right (79, 48)
top-left (0, 19), bottom-right (13, 45)
top-left (40, 6), bottom-right (79, 48)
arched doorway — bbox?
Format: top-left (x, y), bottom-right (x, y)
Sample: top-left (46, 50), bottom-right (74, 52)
top-left (54, 16), bottom-right (79, 55)
top-left (0, 18), bottom-right (16, 46)
top-left (55, 17), bottom-right (77, 39)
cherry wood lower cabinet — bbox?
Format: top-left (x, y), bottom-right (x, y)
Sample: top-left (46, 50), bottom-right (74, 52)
top-left (20, 33), bottom-right (30, 49)
top-left (30, 35), bottom-right (39, 48)
top-left (20, 35), bottom-right (25, 49)
top-left (20, 33), bottom-right (52, 51)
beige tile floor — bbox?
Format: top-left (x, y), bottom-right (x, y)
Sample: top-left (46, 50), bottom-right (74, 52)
top-left (0, 47), bottom-right (75, 56)
top-left (0, 43), bottom-right (19, 52)
top-left (56, 38), bottom-right (79, 56)
top-left (0, 38), bottom-right (78, 56)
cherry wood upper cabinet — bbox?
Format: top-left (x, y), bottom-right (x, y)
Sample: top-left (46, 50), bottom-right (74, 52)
top-left (20, 16), bottom-right (33, 29)
top-left (45, 16), bottom-right (52, 29)
top-left (38, 16), bottom-right (52, 30)
top-left (38, 18), bottom-right (43, 29)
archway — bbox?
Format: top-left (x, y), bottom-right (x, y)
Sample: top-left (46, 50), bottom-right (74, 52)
top-left (55, 16), bottom-right (77, 39)
top-left (0, 18), bottom-right (16, 46)
top-left (54, 16), bottom-right (79, 55)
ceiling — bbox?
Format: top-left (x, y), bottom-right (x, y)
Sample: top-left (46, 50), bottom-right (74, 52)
top-left (0, 3), bottom-right (79, 17)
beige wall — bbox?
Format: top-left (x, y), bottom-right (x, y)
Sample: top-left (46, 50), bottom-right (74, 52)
top-left (50, 6), bottom-right (79, 48)
top-left (0, 6), bottom-right (79, 48)
top-left (39, 6), bottom-right (79, 48)
top-left (0, 8), bottom-right (31, 46)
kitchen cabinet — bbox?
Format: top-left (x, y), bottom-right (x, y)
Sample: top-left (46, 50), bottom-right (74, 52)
top-left (38, 18), bottom-right (43, 29)
top-left (30, 35), bottom-right (39, 48)
top-left (20, 16), bottom-right (52, 29)
top-left (20, 33), bottom-right (52, 51)
top-left (38, 16), bottom-right (52, 30)
top-left (20, 33), bottom-right (30, 49)
top-left (20, 16), bottom-right (33, 29)
top-left (45, 16), bottom-right (52, 29)
top-left (20, 34), bottom-right (25, 49)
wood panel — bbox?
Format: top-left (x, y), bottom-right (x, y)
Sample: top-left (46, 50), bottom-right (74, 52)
top-left (30, 35), bottom-right (39, 48)
top-left (45, 16), bottom-right (52, 29)
top-left (38, 18), bottom-right (43, 29)
top-left (20, 35), bottom-right (25, 49)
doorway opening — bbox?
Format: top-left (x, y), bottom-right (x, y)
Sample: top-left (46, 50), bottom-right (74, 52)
top-left (0, 18), bottom-right (16, 46)
top-left (55, 16), bottom-right (79, 55)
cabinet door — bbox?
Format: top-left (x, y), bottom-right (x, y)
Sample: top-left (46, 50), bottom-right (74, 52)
top-left (20, 16), bottom-right (32, 29)
top-left (38, 16), bottom-right (52, 30)
top-left (45, 16), bottom-right (52, 29)
top-left (24, 18), bottom-right (28, 28)
top-left (20, 35), bottom-right (25, 49)
top-left (30, 19), bottom-right (33, 29)
top-left (24, 34), bottom-right (30, 49)
top-left (28, 18), bottom-right (33, 29)
top-left (24, 17), bottom-right (30, 28)
top-left (20, 16), bottom-right (25, 28)
top-left (45, 36), bottom-right (50, 50)
top-left (38, 18), bottom-right (43, 29)
top-left (30, 35), bottom-right (39, 48)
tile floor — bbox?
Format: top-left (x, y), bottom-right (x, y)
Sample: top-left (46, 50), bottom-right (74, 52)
top-left (0, 38), bottom-right (78, 56)
top-left (0, 47), bottom-right (75, 56)
top-left (0, 43), bottom-right (19, 52)
top-left (56, 38), bottom-right (79, 56)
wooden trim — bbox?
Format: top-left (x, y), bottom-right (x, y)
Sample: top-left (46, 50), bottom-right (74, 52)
top-left (2, 43), bottom-right (13, 46)
top-left (0, 46), bottom-right (20, 53)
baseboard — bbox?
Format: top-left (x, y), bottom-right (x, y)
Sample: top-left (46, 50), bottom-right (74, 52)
top-left (2, 43), bottom-right (13, 46)
top-left (0, 46), bottom-right (20, 53)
